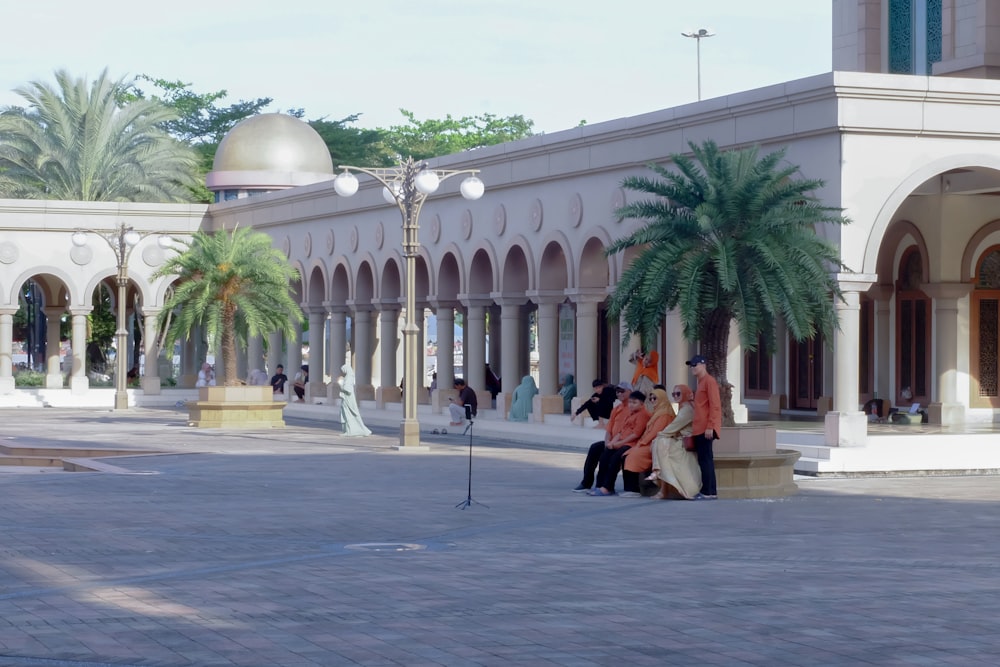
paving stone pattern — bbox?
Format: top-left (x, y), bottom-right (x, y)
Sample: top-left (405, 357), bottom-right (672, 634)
top-left (0, 409), bottom-right (999, 666)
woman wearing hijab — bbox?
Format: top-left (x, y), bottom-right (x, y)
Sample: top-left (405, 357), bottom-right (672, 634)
top-left (558, 374), bottom-right (577, 414)
top-left (648, 384), bottom-right (700, 499)
top-left (509, 375), bottom-right (538, 422)
top-left (619, 387), bottom-right (675, 497)
top-left (337, 363), bottom-right (371, 436)
top-left (631, 350), bottom-right (660, 398)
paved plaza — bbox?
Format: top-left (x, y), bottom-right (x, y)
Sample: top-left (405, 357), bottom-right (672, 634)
top-left (1, 408), bottom-right (999, 666)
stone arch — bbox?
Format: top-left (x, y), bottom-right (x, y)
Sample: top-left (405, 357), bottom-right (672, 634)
top-left (305, 266), bottom-right (326, 308)
top-left (863, 159), bottom-right (1000, 275)
top-left (437, 246), bottom-right (466, 301)
top-left (538, 231), bottom-right (574, 290)
top-left (330, 261), bottom-right (352, 304)
top-left (355, 261), bottom-right (376, 304)
top-left (380, 254), bottom-right (402, 302)
top-left (875, 220), bottom-right (930, 287)
top-left (579, 235), bottom-right (612, 289)
top-left (10, 265), bottom-right (76, 307)
top-left (468, 246), bottom-right (497, 295)
top-left (500, 238), bottom-right (534, 293)
top-left (962, 219), bottom-right (1000, 282)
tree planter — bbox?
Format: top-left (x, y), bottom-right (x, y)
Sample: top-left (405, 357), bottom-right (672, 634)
top-left (714, 424), bottom-right (799, 498)
top-left (187, 386), bottom-right (285, 429)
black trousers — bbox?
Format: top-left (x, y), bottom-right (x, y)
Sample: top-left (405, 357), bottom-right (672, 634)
top-left (621, 470), bottom-right (642, 493)
top-left (595, 445), bottom-right (630, 492)
top-left (578, 441), bottom-right (605, 489)
top-left (695, 434), bottom-right (717, 496)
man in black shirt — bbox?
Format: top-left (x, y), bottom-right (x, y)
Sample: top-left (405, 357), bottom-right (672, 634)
top-left (571, 379), bottom-right (617, 427)
top-left (449, 378), bottom-right (478, 426)
top-left (270, 364), bottom-right (288, 394)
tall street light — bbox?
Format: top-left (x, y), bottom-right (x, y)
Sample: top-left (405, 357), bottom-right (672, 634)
top-left (681, 28), bottom-right (715, 101)
top-left (333, 157), bottom-right (485, 448)
top-left (72, 224), bottom-right (172, 410)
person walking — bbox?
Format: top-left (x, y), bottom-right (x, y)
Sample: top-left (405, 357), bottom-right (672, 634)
top-left (686, 354), bottom-right (722, 499)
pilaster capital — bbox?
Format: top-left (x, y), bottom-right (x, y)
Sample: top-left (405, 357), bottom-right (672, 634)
top-left (458, 294), bottom-right (493, 310)
top-left (565, 288), bottom-right (608, 305)
top-left (835, 272), bottom-right (877, 294)
top-left (526, 290), bottom-right (566, 306)
top-left (345, 300), bottom-right (375, 314)
top-left (0, 307), bottom-right (19, 317)
top-left (141, 306), bottom-right (162, 317)
top-left (322, 301), bottom-right (350, 315)
top-left (429, 299), bottom-right (459, 313)
top-left (491, 292), bottom-right (528, 308)
top-left (70, 306), bottom-right (94, 317)
top-left (42, 306), bottom-right (66, 317)
top-left (866, 283), bottom-right (894, 301)
top-left (378, 299), bottom-right (401, 313)
top-left (922, 281), bottom-right (974, 302)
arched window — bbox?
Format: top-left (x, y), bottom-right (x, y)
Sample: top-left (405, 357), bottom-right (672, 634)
top-left (972, 249), bottom-right (1000, 407)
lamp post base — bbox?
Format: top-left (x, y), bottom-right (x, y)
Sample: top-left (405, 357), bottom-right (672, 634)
top-left (114, 390), bottom-right (130, 410)
top-left (396, 419), bottom-right (429, 451)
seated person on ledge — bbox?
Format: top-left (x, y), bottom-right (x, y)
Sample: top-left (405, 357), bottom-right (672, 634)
top-left (449, 378), bottom-right (478, 426)
top-left (570, 378), bottom-right (617, 428)
top-left (573, 382), bottom-right (631, 493)
top-left (589, 390), bottom-right (650, 496)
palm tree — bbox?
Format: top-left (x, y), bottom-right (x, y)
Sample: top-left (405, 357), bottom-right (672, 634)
top-left (0, 68), bottom-right (198, 201)
top-left (154, 227), bottom-right (303, 387)
top-left (607, 140), bottom-right (847, 425)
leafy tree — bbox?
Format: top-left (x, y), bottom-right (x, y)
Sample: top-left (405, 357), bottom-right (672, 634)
top-left (154, 227), bottom-right (303, 387)
top-left (380, 109), bottom-right (535, 160)
top-left (0, 69), bottom-right (199, 202)
top-left (309, 114), bottom-right (393, 167)
top-left (606, 140), bottom-right (847, 425)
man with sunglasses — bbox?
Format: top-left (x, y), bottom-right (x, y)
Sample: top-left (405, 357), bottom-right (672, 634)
top-left (572, 382), bottom-right (632, 493)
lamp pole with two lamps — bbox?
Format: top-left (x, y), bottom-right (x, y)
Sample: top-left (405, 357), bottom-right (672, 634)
top-left (71, 223), bottom-right (172, 410)
top-left (681, 28), bottom-right (715, 101)
top-left (333, 157), bottom-right (485, 448)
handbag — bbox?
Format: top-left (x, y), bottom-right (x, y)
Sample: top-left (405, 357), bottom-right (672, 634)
top-left (682, 435), bottom-right (696, 451)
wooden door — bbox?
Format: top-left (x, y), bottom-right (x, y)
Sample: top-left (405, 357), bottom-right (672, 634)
top-left (789, 333), bottom-right (823, 410)
top-left (971, 291), bottom-right (1000, 408)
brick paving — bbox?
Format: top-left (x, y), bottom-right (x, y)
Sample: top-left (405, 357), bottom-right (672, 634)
top-left (0, 407), bottom-right (999, 666)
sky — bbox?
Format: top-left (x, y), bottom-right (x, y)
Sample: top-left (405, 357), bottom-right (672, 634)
top-left (0, 1), bottom-right (832, 135)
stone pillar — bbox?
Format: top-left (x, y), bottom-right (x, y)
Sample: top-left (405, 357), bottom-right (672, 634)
top-left (246, 335), bottom-right (264, 379)
top-left (487, 305), bottom-right (501, 371)
top-left (267, 331), bottom-right (282, 373)
top-left (430, 302), bottom-right (456, 413)
top-left (924, 282), bottom-right (972, 425)
top-left (662, 310), bottom-right (689, 395)
top-left (460, 298), bottom-right (490, 405)
top-left (43, 306), bottom-right (64, 389)
top-left (0, 308), bottom-right (18, 394)
top-left (825, 275), bottom-right (875, 447)
top-left (307, 307), bottom-right (327, 401)
top-left (533, 298), bottom-right (560, 395)
top-left (871, 285), bottom-right (893, 402)
top-left (572, 294), bottom-right (602, 390)
top-left (496, 297), bottom-right (526, 416)
top-left (726, 321), bottom-right (748, 423)
top-left (66, 307), bottom-right (91, 394)
top-left (140, 306), bottom-right (162, 394)
top-left (180, 335), bottom-right (197, 388)
top-left (325, 306), bottom-right (346, 402)
top-left (286, 314), bottom-right (303, 402)
top-left (352, 307), bottom-right (374, 398)
top-left (376, 307), bottom-right (400, 407)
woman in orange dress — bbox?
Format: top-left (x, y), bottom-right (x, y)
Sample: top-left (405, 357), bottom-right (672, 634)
top-left (631, 350), bottom-right (660, 399)
top-left (619, 387), bottom-right (675, 497)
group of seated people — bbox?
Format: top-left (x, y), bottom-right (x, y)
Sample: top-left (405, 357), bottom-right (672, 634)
top-left (573, 380), bottom-right (704, 500)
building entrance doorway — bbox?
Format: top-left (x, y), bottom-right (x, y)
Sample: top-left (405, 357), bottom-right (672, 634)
top-left (789, 333), bottom-right (823, 410)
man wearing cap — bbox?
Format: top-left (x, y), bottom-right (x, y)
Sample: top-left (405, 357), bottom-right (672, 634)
top-left (687, 354), bottom-right (722, 499)
top-left (572, 382), bottom-right (632, 492)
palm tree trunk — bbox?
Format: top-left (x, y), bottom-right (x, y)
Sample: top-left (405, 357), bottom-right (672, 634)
top-left (221, 306), bottom-right (238, 386)
top-left (702, 308), bottom-right (735, 427)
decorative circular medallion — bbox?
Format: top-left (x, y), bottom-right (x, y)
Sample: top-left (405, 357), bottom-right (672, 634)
top-left (530, 198), bottom-right (544, 232)
top-left (70, 245), bottom-right (92, 266)
top-left (281, 236), bottom-right (291, 258)
top-left (569, 193), bottom-right (583, 228)
top-left (375, 221), bottom-right (384, 250)
top-left (304, 232), bottom-right (312, 258)
top-left (494, 204), bottom-right (507, 236)
top-left (326, 229), bottom-right (335, 255)
top-left (141, 244), bottom-right (165, 267)
top-left (461, 210), bottom-right (473, 240)
top-left (429, 214), bottom-right (442, 244)
top-left (611, 187), bottom-right (627, 222)
top-left (350, 226), bottom-right (359, 252)
top-left (0, 241), bottom-right (18, 264)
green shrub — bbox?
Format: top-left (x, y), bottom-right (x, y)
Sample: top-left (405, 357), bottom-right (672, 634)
top-left (13, 370), bottom-right (46, 387)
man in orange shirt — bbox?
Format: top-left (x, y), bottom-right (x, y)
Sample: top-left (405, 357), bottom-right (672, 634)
top-left (589, 390), bottom-right (650, 496)
top-left (573, 382), bottom-right (632, 492)
top-left (687, 354), bottom-right (722, 499)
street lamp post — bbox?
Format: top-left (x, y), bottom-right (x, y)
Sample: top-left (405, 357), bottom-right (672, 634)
top-left (72, 223), bottom-right (172, 410)
top-left (681, 28), bottom-right (715, 101)
top-left (333, 157), bottom-right (485, 448)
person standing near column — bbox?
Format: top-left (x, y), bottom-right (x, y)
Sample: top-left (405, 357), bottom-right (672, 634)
top-left (687, 355), bottom-right (721, 500)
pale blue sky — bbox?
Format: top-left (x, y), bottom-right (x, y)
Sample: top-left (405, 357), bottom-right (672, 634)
top-left (2, 0), bottom-right (832, 134)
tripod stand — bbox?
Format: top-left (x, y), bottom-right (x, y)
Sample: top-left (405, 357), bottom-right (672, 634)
top-left (455, 407), bottom-right (488, 510)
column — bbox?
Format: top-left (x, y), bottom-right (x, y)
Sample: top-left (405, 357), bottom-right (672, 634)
top-left (460, 298), bottom-right (489, 404)
top-left (267, 331), bottom-right (283, 373)
top-left (726, 320), bottom-right (749, 423)
top-left (376, 307), bottom-right (400, 406)
top-left (924, 282), bottom-right (972, 425)
top-left (573, 295), bottom-right (601, 391)
top-left (430, 302), bottom-right (455, 414)
top-left (662, 309), bottom-right (689, 394)
top-left (325, 306), bottom-right (346, 402)
top-left (825, 275), bottom-right (875, 447)
top-left (487, 305), bottom-right (501, 371)
top-left (533, 299), bottom-right (559, 395)
top-left (496, 297), bottom-right (526, 418)
top-left (246, 335), bottom-right (264, 378)
top-left (286, 314), bottom-right (303, 402)
top-left (43, 306), bottom-right (64, 389)
top-left (352, 307), bottom-right (374, 398)
top-left (180, 334), bottom-right (197, 388)
top-left (140, 306), bottom-right (161, 394)
top-left (769, 319), bottom-right (788, 413)
top-left (871, 285), bottom-right (894, 401)
top-left (307, 307), bottom-right (326, 401)
top-left (0, 308), bottom-right (17, 394)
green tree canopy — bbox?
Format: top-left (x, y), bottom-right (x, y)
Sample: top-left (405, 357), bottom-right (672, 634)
top-left (154, 227), bottom-right (303, 386)
top-left (606, 140), bottom-right (847, 425)
top-left (379, 109), bottom-right (535, 161)
top-left (0, 69), bottom-right (199, 202)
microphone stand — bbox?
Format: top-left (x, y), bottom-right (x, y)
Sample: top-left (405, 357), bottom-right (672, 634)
top-left (456, 406), bottom-right (487, 509)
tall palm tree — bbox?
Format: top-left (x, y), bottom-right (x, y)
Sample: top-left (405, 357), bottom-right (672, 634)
top-left (607, 140), bottom-right (847, 425)
top-left (154, 227), bottom-right (303, 387)
top-left (0, 68), bottom-right (198, 201)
